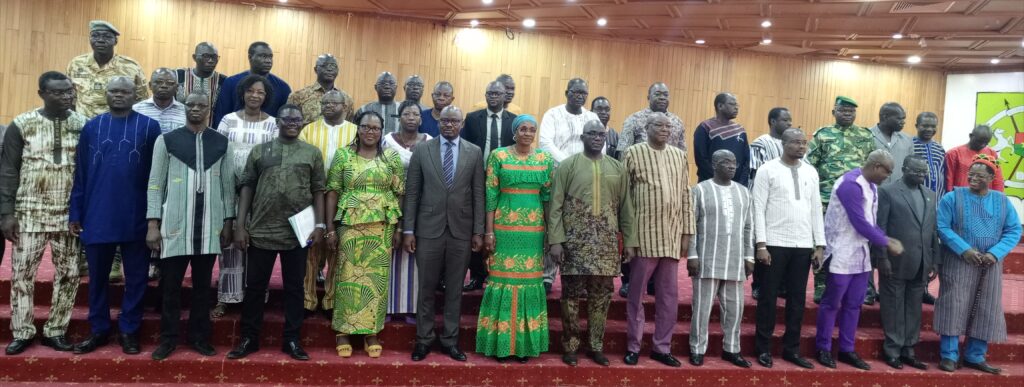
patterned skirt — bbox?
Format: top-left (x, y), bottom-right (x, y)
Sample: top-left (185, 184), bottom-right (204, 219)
top-left (332, 222), bottom-right (395, 334)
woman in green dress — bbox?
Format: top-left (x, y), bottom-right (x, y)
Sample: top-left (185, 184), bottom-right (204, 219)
top-left (326, 110), bottom-right (405, 358)
top-left (476, 114), bottom-right (555, 362)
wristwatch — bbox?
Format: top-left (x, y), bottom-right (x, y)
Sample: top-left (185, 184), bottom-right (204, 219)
top-left (315, 223), bottom-right (327, 230)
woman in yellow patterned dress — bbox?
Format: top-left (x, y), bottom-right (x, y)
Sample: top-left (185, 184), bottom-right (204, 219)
top-left (326, 111), bottom-right (404, 358)
top-left (475, 114), bottom-right (555, 362)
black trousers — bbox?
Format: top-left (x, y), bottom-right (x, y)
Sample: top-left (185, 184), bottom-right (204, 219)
top-left (159, 254), bottom-right (215, 343)
top-left (467, 251), bottom-right (488, 282)
top-left (239, 245), bottom-right (307, 344)
top-left (755, 246), bottom-right (812, 356)
top-left (415, 228), bottom-right (471, 348)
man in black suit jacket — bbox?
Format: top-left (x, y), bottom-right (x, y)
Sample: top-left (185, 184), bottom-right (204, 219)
top-left (873, 155), bottom-right (938, 371)
top-left (459, 81), bottom-right (516, 290)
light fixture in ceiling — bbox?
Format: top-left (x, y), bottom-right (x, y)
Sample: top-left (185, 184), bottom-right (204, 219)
top-left (852, 55), bottom-right (860, 59)
top-left (523, 18), bottom-right (536, 28)
top-left (761, 20), bottom-right (772, 28)
top-left (695, 39), bottom-right (706, 45)
top-left (761, 38), bottom-right (772, 45)
top-left (470, 19), bottom-right (479, 27)
top-left (991, 58), bottom-right (1001, 64)
top-left (482, 0), bottom-right (493, 4)
top-left (597, 18), bottom-right (607, 26)
top-left (907, 55), bottom-right (922, 64)
top-left (893, 33), bottom-right (904, 39)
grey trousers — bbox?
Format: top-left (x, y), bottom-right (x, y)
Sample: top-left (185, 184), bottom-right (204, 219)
top-left (879, 272), bottom-right (926, 358)
top-left (414, 228), bottom-right (471, 348)
top-left (690, 277), bottom-right (744, 355)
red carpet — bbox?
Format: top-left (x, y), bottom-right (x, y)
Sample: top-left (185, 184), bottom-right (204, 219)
top-left (0, 241), bottom-right (1022, 386)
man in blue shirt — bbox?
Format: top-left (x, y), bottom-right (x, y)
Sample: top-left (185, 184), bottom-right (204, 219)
top-left (212, 41), bottom-right (291, 126)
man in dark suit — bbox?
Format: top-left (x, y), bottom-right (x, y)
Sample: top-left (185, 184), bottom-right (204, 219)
top-left (459, 81), bottom-right (516, 291)
top-left (874, 155), bottom-right (937, 371)
top-left (404, 105), bottom-right (485, 362)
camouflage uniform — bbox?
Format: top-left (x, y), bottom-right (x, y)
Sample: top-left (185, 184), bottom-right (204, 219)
top-left (66, 54), bottom-right (149, 118)
top-left (287, 83), bottom-right (355, 126)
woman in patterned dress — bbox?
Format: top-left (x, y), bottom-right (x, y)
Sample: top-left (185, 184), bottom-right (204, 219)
top-left (475, 114), bottom-right (555, 362)
top-left (381, 101), bottom-right (432, 324)
top-left (326, 111), bottom-right (405, 358)
top-left (212, 74), bottom-right (277, 317)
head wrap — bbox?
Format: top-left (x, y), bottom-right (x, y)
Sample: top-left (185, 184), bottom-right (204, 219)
top-left (971, 153), bottom-right (999, 174)
top-left (511, 114), bottom-right (537, 131)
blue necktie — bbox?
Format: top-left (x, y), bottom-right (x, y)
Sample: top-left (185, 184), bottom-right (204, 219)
top-left (443, 141), bottom-right (455, 189)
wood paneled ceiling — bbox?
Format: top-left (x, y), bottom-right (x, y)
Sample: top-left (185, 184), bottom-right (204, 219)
top-left (228, 0), bottom-right (1024, 71)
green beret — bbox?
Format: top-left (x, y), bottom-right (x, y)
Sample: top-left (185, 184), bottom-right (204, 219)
top-left (835, 96), bottom-right (858, 107)
top-left (89, 20), bottom-right (120, 36)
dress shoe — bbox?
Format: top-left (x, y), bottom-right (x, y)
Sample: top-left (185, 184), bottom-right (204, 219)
top-left (689, 353), bottom-right (704, 366)
top-left (838, 351), bottom-right (870, 370)
top-left (722, 351), bottom-right (751, 368)
top-left (783, 352), bottom-right (814, 369)
top-left (589, 351), bottom-right (610, 366)
top-left (544, 282), bottom-right (552, 294)
top-left (151, 341), bottom-right (176, 360)
top-left (5, 338), bottom-right (33, 355)
top-left (883, 356), bottom-right (903, 369)
top-left (227, 337), bottom-right (260, 359)
top-left (463, 278), bottom-right (484, 291)
top-left (282, 341), bottom-right (310, 361)
top-left (442, 346), bottom-right (467, 362)
top-left (757, 353), bottom-right (773, 368)
top-left (72, 334), bottom-right (109, 354)
top-left (118, 333), bottom-right (141, 355)
top-left (191, 341), bottom-right (216, 356)
top-left (41, 336), bottom-right (73, 352)
top-left (650, 352), bottom-right (681, 367)
top-left (751, 288), bottom-right (761, 300)
top-left (938, 358), bottom-right (957, 372)
top-left (900, 356), bottom-right (927, 370)
top-left (562, 352), bottom-right (578, 366)
top-left (816, 350), bottom-right (836, 369)
top-left (922, 291), bottom-right (936, 305)
top-left (963, 360), bottom-right (1001, 375)
top-left (411, 343), bottom-right (430, 361)
top-left (623, 351), bottom-right (639, 365)
top-left (516, 356), bottom-right (530, 364)
top-left (618, 283), bottom-right (629, 298)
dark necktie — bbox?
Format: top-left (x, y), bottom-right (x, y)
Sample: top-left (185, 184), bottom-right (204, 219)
top-left (443, 141), bottom-right (455, 189)
top-left (489, 113), bottom-right (499, 150)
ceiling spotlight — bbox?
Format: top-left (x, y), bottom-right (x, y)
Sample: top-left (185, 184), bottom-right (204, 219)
top-left (523, 18), bottom-right (536, 28)
top-left (482, 0), bottom-right (493, 4)
top-left (761, 38), bottom-right (772, 45)
top-left (907, 55), bottom-right (922, 64)
top-left (852, 55), bottom-right (860, 59)
top-left (470, 19), bottom-right (479, 27)
top-left (278, 0), bottom-right (287, 3)
top-left (695, 39), bottom-right (706, 44)
top-left (893, 33), bottom-right (903, 39)
top-left (991, 58), bottom-right (1001, 64)
top-left (761, 20), bottom-right (772, 28)
top-left (597, 18), bottom-right (607, 26)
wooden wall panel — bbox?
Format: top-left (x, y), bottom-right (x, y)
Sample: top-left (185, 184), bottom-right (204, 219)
top-left (0, 0), bottom-right (947, 146)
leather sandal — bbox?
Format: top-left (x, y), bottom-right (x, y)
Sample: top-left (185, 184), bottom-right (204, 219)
top-left (335, 334), bottom-right (352, 358)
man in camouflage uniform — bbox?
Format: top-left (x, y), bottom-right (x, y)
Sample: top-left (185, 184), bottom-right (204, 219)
top-left (288, 54), bottom-right (354, 126)
top-left (67, 20), bottom-right (148, 119)
top-left (806, 96), bottom-right (875, 303)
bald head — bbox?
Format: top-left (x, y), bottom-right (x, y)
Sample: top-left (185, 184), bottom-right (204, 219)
top-left (712, 149), bottom-right (738, 181)
top-left (192, 42), bottom-right (219, 74)
top-left (438, 105), bottom-right (464, 140)
top-left (781, 128), bottom-right (808, 160)
top-left (581, 120), bottom-right (608, 155)
top-left (404, 75), bottom-right (425, 102)
top-left (375, 71), bottom-right (397, 101)
top-left (864, 149), bottom-right (895, 184)
top-left (106, 76), bottom-right (137, 112)
top-left (969, 125), bottom-right (993, 151)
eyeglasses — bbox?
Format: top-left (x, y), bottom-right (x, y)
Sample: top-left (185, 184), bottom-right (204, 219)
top-left (280, 117), bottom-right (303, 125)
top-left (568, 90), bottom-right (589, 97)
top-left (358, 125), bottom-right (383, 132)
top-left (439, 118), bottom-right (463, 126)
top-left (196, 54), bottom-right (219, 61)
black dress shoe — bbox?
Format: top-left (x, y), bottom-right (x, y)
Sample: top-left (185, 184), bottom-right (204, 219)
top-left (650, 352), bottom-right (681, 367)
top-left (689, 353), bottom-right (704, 366)
top-left (838, 351), bottom-right (870, 370)
top-left (227, 337), bottom-right (259, 359)
top-left (562, 352), bottom-right (578, 366)
top-left (922, 291), bottom-right (936, 305)
top-left (963, 360), bottom-right (1001, 375)
top-left (72, 334), bottom-right (109, 354)
top-left (151, 341), bottom-right (176, 360)
top-left (757, 353), bottom-right (773, 368)
top-left (463, 278), bottom-right (484, 291)
top-left (938, 358), bottom-right (957, 372)
top-left (783, 352), bottom-right (814, 369)
top-left (516, 356), bottom-right (530, 364)
top-left (282, 341), bottom-right (310, 361)
top-left (618, 283), bottom-right (629, 298)
top-left (442, 346), bottom-right (466, 361)
top-left (722, 351), bottom-right (751, 368)
top-left (191, 341), bottom-right (216, 356)
top-left (411, 343), bottom-right (430, 361)
top-left (118, 333), bottom-right (141, 355)
top-left (623, 351), bottom-right (639, 365)
top-left (589, 351), bottom-right (610, 366)
top-left (883, 356), bottom-right (903, 369)
top-left (41, 335), bottom-right (72, 351)
top-left (5, 338), bottom-right (33, 355)
top-left (900, 356), bottom-right (927, 370)
top-left (817, 350), bottom-right (836, 369)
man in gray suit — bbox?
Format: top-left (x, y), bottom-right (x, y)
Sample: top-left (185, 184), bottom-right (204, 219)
top-left (403, 105), bottom-right (485, 362)
top-left (874, 155), bottom-right (938, 370)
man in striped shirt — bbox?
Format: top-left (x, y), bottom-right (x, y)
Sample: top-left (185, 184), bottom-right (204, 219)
top-left (749, 107), bottom-right (791, 300)
top-left (133, 68), bottom-right (186, 134)
top-left (621, 113), bottom-right (694, 368)
top-left (694, 93), bottom-right (750, 186)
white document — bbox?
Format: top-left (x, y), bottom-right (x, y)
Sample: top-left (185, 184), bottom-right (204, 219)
top-left (288, 206), bottom-right (316, 248)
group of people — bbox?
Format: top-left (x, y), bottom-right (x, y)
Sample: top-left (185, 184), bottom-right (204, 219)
top-left (0, 20), bottom-right (1020, 376)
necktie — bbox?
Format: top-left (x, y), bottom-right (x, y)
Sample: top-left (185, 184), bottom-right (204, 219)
top-left (489, 113), bottom-right (499, 150)
top-left (443, 141), bottom-right (455, 189)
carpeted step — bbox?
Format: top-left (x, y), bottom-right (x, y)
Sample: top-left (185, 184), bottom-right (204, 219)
top-left (1004, 245), bottom-right (1024, 275)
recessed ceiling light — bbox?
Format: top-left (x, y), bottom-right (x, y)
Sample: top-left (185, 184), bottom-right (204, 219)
top-left (278, 0), bottom-right (287, 3)
top-left (470, 19), bottom-right (479, 27)
top-left (893, 33), bottom-right (903, 39)
top-left (597, 18), bottom-right (607, 26)
top-left (523, 18), bottom-right (536, 28)
top-left (695, 39), bottom-right (706, 44)
top-left (907, 55), bottom-right (921, 64)
top-left (761, 38), bottom-right (772, 45)
top-left (991, 58), bottom-right (1001, 64)
top-left (761, 20), bottom-right (772, 28)
top-left (852, 55), bottom-right (860, 59)
top-left (482, 0), bottom-right (493, 4)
